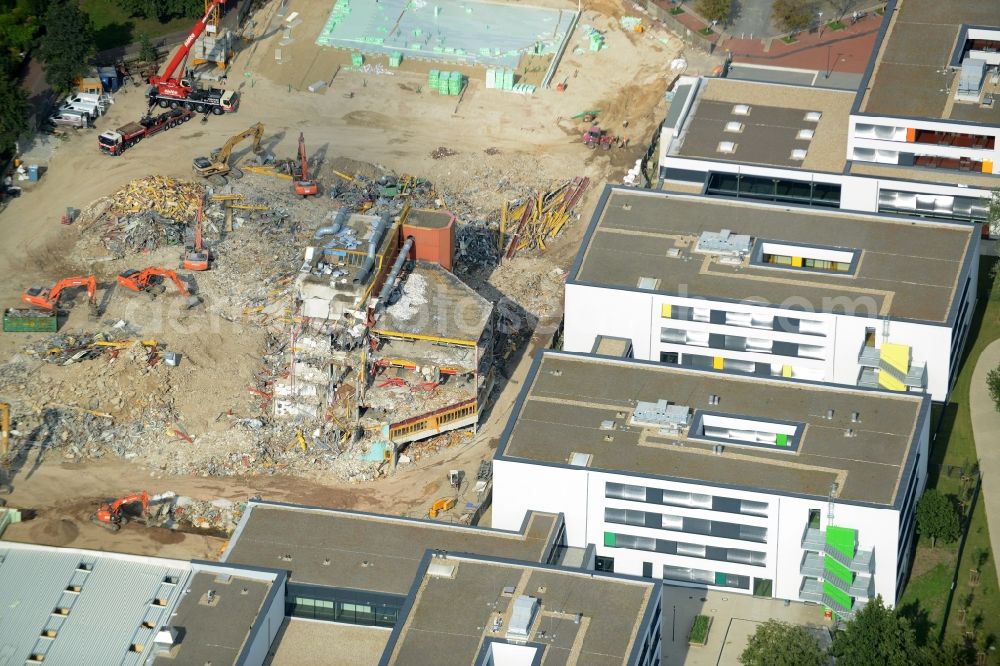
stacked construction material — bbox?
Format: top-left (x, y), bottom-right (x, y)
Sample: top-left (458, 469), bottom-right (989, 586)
top-left (429, 70), bottom-right (464, 95)
top-left (485, 68), bottom-right (515, 90)
top-left (351, 52), bottom-right (364, 66)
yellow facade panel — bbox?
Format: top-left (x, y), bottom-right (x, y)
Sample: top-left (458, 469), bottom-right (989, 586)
top-left (713, 356), bottom-right (725, 370)
top-left (661, 303), bottom-right (672, 318)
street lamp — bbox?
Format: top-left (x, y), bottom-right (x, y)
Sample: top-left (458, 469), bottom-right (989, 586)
top-left (818, 11), bottom-right (825, 37)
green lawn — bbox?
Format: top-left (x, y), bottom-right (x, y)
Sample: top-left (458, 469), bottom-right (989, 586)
top-left (81, 0), bottom-right (193, 52)
top-left (899, 255), bottom-right (1000, 656)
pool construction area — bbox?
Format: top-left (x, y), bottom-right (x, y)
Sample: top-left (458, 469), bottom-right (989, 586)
top-left (316, 0), bottom-right (578, 71)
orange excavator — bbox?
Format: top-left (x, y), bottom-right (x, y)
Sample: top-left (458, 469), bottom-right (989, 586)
top-left (92, 491), bottom-right (149, 532)
top-left (182, 200), bottom-right (210, 271)
top-left (117, 267), bottom-right (200, 308)
top-left (22, 275), bottom-right (97, 311)
top-left (293, 132), bottom-right (318, 197)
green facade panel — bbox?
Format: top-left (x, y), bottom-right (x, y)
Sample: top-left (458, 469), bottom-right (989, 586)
top-left (824, 555), bottom-right (854, 586)
top-left (823, 580), bottom-right (853, 611)
top-left (604, 532), bottom-right (616, 547)
top-left (825, 525), bottom-right (857, 560)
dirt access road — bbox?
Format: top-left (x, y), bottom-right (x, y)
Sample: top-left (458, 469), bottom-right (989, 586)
top-left (0, 0), bottom-right (697, 558)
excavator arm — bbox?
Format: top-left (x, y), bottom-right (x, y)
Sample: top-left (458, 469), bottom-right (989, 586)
top-left (23, 275), bottom-right (97, 310)
top-left (214, 122), bottom-right (265, 167)
top-left (117, 267), bottom-right (199, 307)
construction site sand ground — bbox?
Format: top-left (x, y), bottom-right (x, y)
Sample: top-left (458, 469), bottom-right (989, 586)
top-left (0, 0), bottom-right (717, 558)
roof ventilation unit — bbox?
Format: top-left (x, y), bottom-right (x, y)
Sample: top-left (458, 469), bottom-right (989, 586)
top-left (695, 229), bottom-right (752, 256)
top-left (851, 411), bottom-right (860, 423)
top-left (796, 129), bottom-right (815, 140)
top-left (724, 121), bottom-right (745, 133)
top-left (507, 596), bottom-right (540, 638)
top-left (569, 452), bottom-right (593, 467)
top-left (716, 141), bottom-right (738, 154)
top-left (804, 111), bottom-right (822, 122)
top-left (637, 276), bottom-right (661, 290)
top-left (790, 149), bottom-right (808, 161)
top-left (731, 104), bottom-right (751, 115)
top-left (631, 399), bottom-right (691, 431)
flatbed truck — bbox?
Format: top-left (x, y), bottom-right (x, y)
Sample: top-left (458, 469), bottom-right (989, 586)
top-left (98, 107), bottom-right (194, 156)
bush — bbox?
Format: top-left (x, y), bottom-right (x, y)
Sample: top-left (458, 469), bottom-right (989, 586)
top-left (690, 614), bottom-right (712, 644)
top-left (988, 363), bottom-right (1000, 412)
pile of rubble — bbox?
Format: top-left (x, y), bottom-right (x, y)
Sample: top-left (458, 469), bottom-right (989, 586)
top-left (107, 176), bottom-right (202, 219)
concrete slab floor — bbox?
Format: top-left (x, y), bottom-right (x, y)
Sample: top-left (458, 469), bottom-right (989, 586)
top-left (661, 587), bottom-right (834, 665)
top-left (315, 0), bottom-right (577, 69)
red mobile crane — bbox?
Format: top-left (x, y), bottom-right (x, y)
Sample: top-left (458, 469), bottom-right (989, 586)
top-left (293, 132), bottom-right (319, 197)
top-left (147, 0), bottom-right (239, 114)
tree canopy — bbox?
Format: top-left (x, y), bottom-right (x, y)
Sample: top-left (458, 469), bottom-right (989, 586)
top-left (989, 362), bottom-right (1000, 412)
top-left (696, 0), bottom-right (732, 24)
top-left (830, 596), bottom-right (922, 666)
top-left (739, 619), bottom-right (827, 666)
top-left (915, 489), bottom-right (961, 547)
top-left (772, 0), bottom-right (813, 32)
top-left (38, 0), bottom-right (95, 92)
top-left (117, 0), bottom-right (203, 22)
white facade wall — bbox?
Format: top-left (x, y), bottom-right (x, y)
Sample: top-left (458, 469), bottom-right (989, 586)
top-left (847, 115), bottom-right (1000, 175)
top-left (565, 282), bottom-right (966, 401)
top-left (493, 458), bottom-right (914, 605)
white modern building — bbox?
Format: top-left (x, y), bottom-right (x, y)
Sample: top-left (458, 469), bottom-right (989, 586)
top-left (848, 1), bottom-right (1000, 179)
top-left (658, 75), bottom-right (999, 235)
top-left (563, 187), bottom-right (978, 402)
top-left (492, 351), bottom-right (932, 619)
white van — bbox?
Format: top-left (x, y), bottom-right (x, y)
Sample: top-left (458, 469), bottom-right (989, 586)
top-left (61, 99), bottom-right (100, 118)
top-left (49, 110), bottom-right (89, 128)
top-left (66, 92), bottom-right (103, 105)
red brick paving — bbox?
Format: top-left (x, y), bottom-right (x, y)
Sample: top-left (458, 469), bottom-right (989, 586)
top-left (724, 12), bottom-right (882, 74)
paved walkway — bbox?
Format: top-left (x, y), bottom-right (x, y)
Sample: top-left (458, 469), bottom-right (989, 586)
top-left (725, 11), bottom-right (881, 74)
top-left (970, 339), bottom-right (1000, 572)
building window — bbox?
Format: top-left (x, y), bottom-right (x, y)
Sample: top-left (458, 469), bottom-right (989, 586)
top-left (706, 172), bottom-right (841, 208)
top-left (595, 556), bottom-right (615, 572)
top-left (752, 240), bottom-right (858, 275)
top-left (753, 578), bottom-right (773, 597)
top-left (808, 509), bottom-right (821, 529)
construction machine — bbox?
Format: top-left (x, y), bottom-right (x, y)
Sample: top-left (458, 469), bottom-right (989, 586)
top-left (183, 201), bottom-right (210, 271)
top-left (117, 267), bottom-right (200, 308)
top-left (92, 491), bottom-right (149, 532)
top-left (429, 497), bottom-right (456, 518)
top-left (293, 132), bottom-right (319, 197)
top-left (22, 275), bottom-right (97, 312)
top-left (146, 0), bottom-right (239, 114)
top-left (192, 122), bottom-right (264, 186)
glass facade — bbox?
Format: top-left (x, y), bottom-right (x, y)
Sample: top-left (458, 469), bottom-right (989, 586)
top-left (285, 582), bottom-right (404, 627)
top-left (706, 173), bottom-right (841, 207)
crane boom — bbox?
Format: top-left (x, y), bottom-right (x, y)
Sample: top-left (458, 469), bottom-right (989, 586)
top-left (151, 0), bottom-right (225, 89)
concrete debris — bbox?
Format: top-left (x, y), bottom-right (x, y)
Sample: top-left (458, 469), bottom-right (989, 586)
top-left (430, 147), bottom-right (459, 159)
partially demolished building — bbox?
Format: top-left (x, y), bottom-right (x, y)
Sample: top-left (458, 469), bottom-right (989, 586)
top-left (275, 205), bottom-right (494, 461)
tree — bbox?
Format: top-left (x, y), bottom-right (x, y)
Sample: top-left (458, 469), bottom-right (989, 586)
top-left (923, 640), bottom-right (976, 666)
top-left (138, 33), bottom-right (157, 64)
top-left (988, 363), bottom-right (1000, 412)
top-left (117, 0), bottom-right (202, 22)
top-left (831, 596), bottom-right (921, 666)
top-left (739, 619), bottom-right (827, 666)
top-left (772, 0), bottom-right (813, 33)
top-left (988, 189), bottom-right (1000, 239)
top-left (696, 0), bottom-right (732, 25)
top-left (38, 0), bottom-right (95, 92)
top-left (0, 71), bottom-right (27, 158)
top-left (915, 489), bottom-right (961, 547)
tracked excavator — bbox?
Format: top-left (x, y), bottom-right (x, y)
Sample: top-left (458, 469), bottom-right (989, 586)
top-left (293, 132), bottom-right (318, 197)
top-left (22, 275), bottom-right (97, 312)
top-left (92, 491), bottom-right (149, 532)
top-left (192, 122), bottom-right (264, 186)
top-left (117, 267), bottom-right (200, 308)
